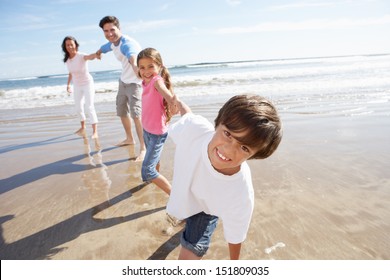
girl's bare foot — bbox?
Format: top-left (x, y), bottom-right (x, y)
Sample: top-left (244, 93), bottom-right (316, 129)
top-left (135, 149), bottom-right (146, 161)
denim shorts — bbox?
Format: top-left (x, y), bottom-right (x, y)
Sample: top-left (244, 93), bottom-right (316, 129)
top-left (141, 130), bottom-right (168, 182)
top-left (181, 212), bottom-right (219, 257)
top-left (116, 80), bottom-right (142, 118)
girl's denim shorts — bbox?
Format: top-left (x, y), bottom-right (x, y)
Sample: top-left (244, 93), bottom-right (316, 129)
top-left (180, 212), bottom-right (219, 257)
top-left (142, 130), bottom-right (168, 182)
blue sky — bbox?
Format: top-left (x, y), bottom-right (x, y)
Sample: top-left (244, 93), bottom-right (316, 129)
top-left (0, 0), bottom-right (389, 79)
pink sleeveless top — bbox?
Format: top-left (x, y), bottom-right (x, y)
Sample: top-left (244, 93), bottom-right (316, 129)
top-left (141, 75), bottom-right (167, 135)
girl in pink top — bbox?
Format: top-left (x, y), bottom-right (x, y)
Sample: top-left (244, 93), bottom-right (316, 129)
top-left (62, 36), bottom-right (100, 139)
top-left (137, 48), bottom-right (176, 195)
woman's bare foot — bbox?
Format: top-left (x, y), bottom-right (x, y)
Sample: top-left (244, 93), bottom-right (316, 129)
top-left (75, 128), bottom-right (86, 137)
top-left (91, 123), bottom-right (98, 139)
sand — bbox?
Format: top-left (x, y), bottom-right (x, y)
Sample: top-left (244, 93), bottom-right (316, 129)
top-left (0, 101), bottom-right (390, 260)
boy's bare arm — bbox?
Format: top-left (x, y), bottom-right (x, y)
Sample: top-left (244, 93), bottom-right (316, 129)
top-left (228, 243), bottom-right (242, 260)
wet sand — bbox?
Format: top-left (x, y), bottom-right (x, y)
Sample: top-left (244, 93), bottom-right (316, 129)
top-left (0, 100), bottom-right (389, 260)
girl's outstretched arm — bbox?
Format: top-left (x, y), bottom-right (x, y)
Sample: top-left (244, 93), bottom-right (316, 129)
top-left (173, 95), bottom-right (191, 116)
top-left (155, 79), bottom-right (191, 116)
top-left (155, 78), bottom-right (175, 104)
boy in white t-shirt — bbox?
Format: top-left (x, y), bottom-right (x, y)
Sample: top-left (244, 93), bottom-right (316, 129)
top-left (167, 94), bottom-right (283, 260)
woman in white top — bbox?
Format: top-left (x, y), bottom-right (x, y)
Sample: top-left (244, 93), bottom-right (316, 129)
top-left (62, 36), bottom-right (99, 139)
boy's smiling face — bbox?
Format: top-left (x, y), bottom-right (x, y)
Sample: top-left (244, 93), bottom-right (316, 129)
top-left (207, 124), bottom-right (257, 175)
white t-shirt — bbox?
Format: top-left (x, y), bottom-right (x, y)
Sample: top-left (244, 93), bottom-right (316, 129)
top-left (66, 52), bottom-right (92, 86)
top-left (167, 113), bottom-right (254, 244)
top-left (100, 35), bottom-right (141, 84)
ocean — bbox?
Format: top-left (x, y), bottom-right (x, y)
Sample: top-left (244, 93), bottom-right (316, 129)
top-left (0, 54), bottom-right (389, 117)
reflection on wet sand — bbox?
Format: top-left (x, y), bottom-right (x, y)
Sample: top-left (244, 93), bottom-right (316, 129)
top-left (81, 137), bottom-right (112, 218)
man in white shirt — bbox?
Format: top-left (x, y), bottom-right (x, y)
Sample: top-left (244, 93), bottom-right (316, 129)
top-left (96, 16), bottom-right (145, 160)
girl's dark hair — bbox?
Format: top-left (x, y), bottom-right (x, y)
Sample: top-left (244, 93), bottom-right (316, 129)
top-left (61, 36), bottom-right (79, 63)
top-left (137, 47), bottom-right (175, 123)
top-left (215, 95), bottom-right (283, 159)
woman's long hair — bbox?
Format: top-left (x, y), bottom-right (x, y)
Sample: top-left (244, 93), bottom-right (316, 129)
top-left (61, 36), bottom-right (79, 63)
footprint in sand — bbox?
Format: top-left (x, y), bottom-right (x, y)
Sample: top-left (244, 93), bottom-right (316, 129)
top-left (264, 242), bottom-right (286, 254)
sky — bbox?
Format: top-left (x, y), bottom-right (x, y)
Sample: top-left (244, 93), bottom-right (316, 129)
top-left (0, 0), bottom-right (389, 80)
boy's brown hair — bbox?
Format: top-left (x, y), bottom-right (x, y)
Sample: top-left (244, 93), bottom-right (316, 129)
top-left (214, 95), bottom-right (282, 159)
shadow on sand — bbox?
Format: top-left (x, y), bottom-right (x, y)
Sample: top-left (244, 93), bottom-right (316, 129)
top-left (0, 134), bottom-right (79, 155)
top-left (0, 135), bottom-right (181, 259)
top-left (0, 146), bottom-right (125, 195)
top-left (0, 182), bottom-right (169, 259)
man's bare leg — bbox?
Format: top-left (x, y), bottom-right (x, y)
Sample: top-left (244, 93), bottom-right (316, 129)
top-left (117, 115), bottom-right (135, 146)
top-left (134, 116), bottom-right (146, 161)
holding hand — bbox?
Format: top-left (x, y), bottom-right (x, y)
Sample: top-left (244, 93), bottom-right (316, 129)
top-left (66, 85), bottom-right (72, 95)
top-left (172, 95), bottom-right (191, 116)
top-left (85, 51), bottom-right (101, 61)
top-left (169, 101), bottom-right (179, 116)
top-left (170, 95), bottom-right (180, 115)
